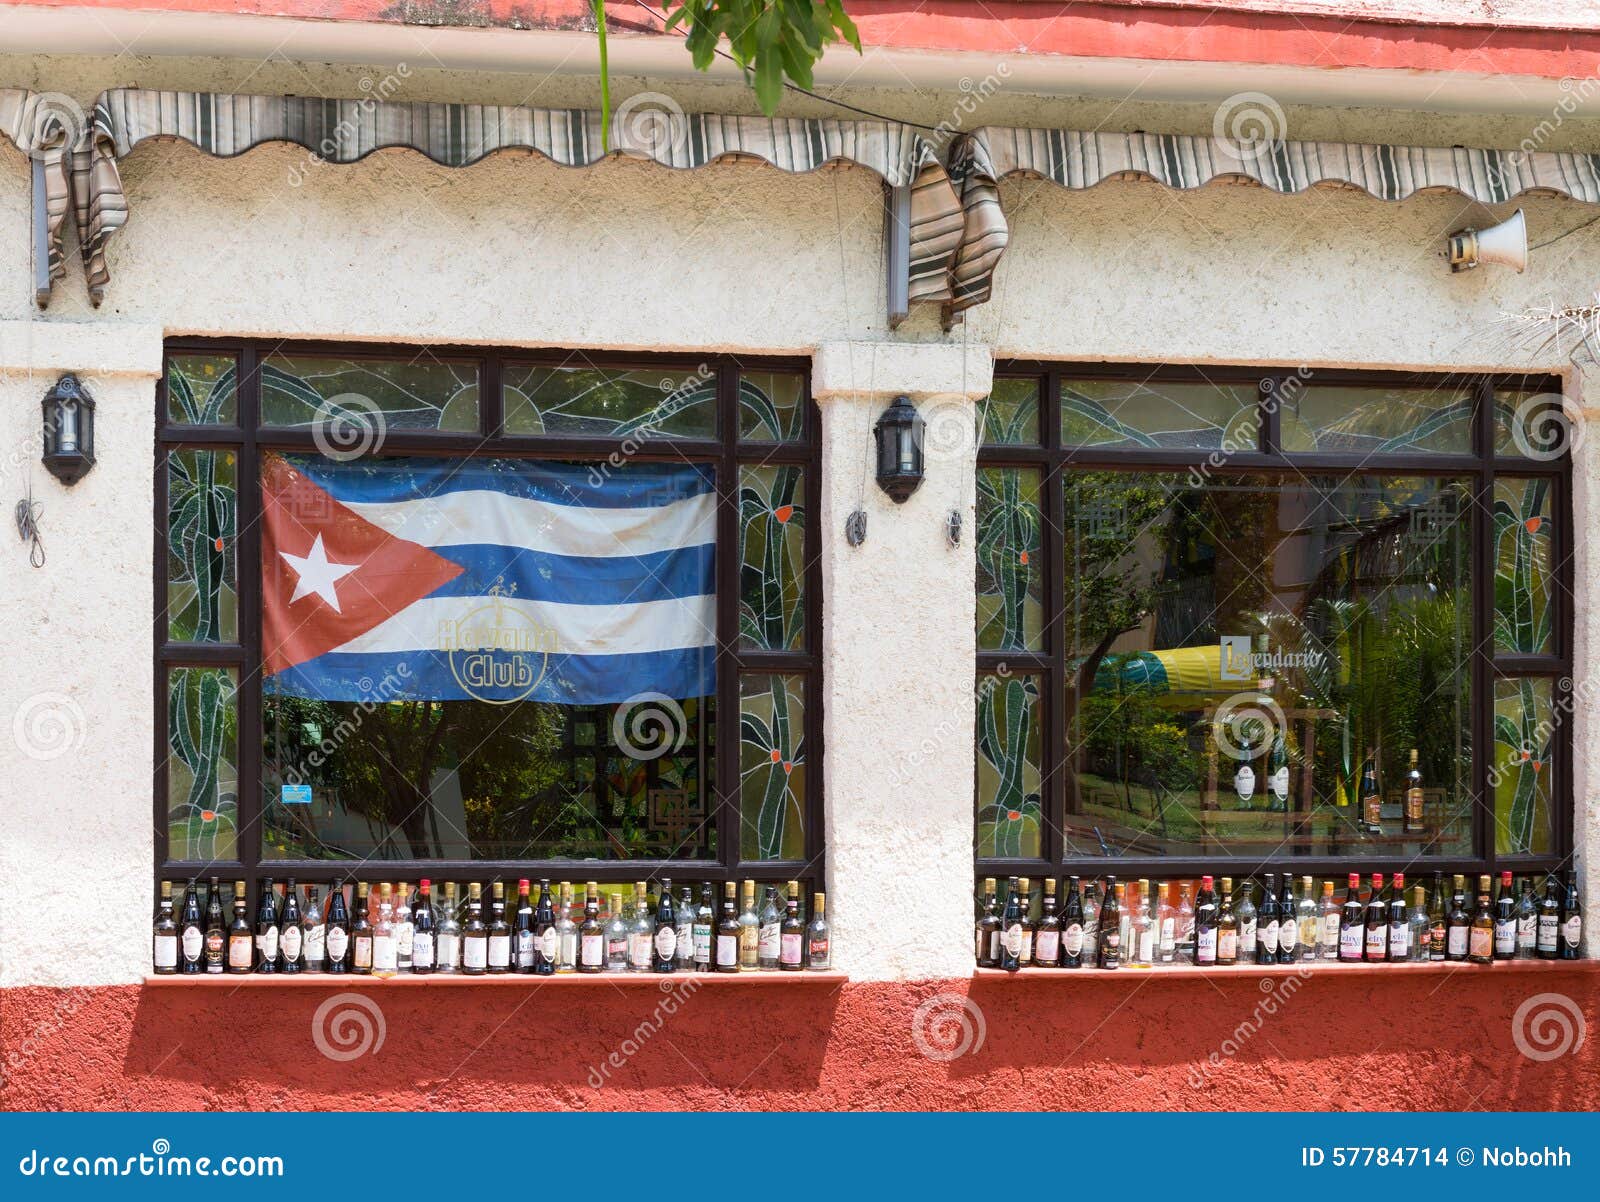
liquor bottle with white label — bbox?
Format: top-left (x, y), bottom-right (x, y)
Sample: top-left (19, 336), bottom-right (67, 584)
top-left (1098, 879), bottom-right (1123, 968)
top-left (1235, 878), bottom-right (1258, 963)
top-left (1561, 872), bottom-right (1582, 959)
top-left (530, 880), bottom-right (554, 975)
top-left (556, 882), bottom-right (579, 973)
top-left (1256, 873), bottom-right (1279, 964)
top-left (226, 882), bottom-right (254, 974)
top-left (461, 882), bottom-right (488, 976)
top-left (411, 880), bottom-right (436, 974)
top-left (1428, 872), bottom-right (1447, 962)
top-left (1275, 875), bottom-right (1298, 963)
top-left (999, 875), bottom-right (1024, 972)
top-left (436, 881), bottom-right (461, 974)
top-left (1362, 873), bottom-right (1387, 962)
top-left (1493, 871), bottom-right (1517, 960)
top-left (1156, 881), bottom-right (1176, 963)
top-left (1516, 877), bottom-right (1539, 958)
top-left (1267, 733), bottom-right (1290, 812)
top-left (487, 881), bottom-right (512, 974)
top-left (758, 884), bottom-right (783, 970)
top-left (808, 892), bottom-right (831, 969)
top-left (1536, 874), bottom-right (1561, 959)
top-left (1446, 875), bottom-right (1472, 962)
top-left (674, 885), bottom-right (695, 972)
top-left (738, 880), bottom-right (760, 970)
top-left (178, 880), bottom-right (204, 975)
top-left (1017, 877), bottom-right (1036, 966)
top-left (1216, 878), bottom-right (1239, 966)
top-left (653, 876), bottom-right (678, 972)
top-left (630, 882), bottom-right (654, 972)
top-left (278, 877), bottom-right (304, 974)
top-left (1034, 878), bottom-right (1062, 967)
top-left (1174, 881), bottom-right (1193, 964)
top-left (1359, 751), bottom-right (1383, 835)
top-left (204, 876), bottom-right (226, 974)
top-left (152, 881), bottom-right (179, 975)
top-left (693, 883), bottom-right (715, 972)
top-left (1403, 748), bottom-right (1426, 835)
top-left (1192, 876), bottom-right (1217, 967)
top-left (254, 878), bottom-right (280, 974)
top-left (1082, 880), bottom-right (1102, 967)
top-left (302, 884), bottom-right (326, 972)
top-left (1386, 872), bottom-right (1408, 961)
top-left (1233, 757), bottom-right (1256, 811)
top-left (1062, 876), bottom-right (1085, 968)
top-left (394, 882), bottom-right (413, 972)
top-left (352, 882), bottom-right (374, 974)
top-left (1317, 880), bottom-right (1340, 959)
top-left (780, 881), bottom-right (806, 971)
top-left (325, 882), bottom-right (350, 973)
top-left (372, 882), bottom-right (397, 975)
top-left (1296, 876), bottom-right (1319, 961)
top-left (716, 881), bottom-right (741, 973)
top-left (1338, 873), bottom-right (1365, 962)
top-left (606, 892), bottom-right (630, 971)
top-left (511, 879), bottom-right (535, 974)
top-left (1468, 874), bottom-right (1494, 964)
top-left (578, 882), bottom-right (606, 973)
top-left (1408, 884), bottom-right (1430, 961)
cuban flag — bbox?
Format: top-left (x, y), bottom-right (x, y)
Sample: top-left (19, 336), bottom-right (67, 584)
top-left (261, 452), bottom-right (716, 705)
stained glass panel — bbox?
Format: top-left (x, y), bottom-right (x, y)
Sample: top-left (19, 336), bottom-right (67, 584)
top-left (1279, 384), bottom-right (1472, 454)
top-left (740, 371), bottom-right (805, 441)
top-left (167, 449), bottom-right (237, 643)
top-left (167, 667), bottom-right (239, 861)
top-left (1494, 477), bottom-right (1555, 655)
top-left (977, 467), bottom-right (1042, 651)
top-left (740, 674), bottom-right (806, 860)
top-left (166, 355), bottom-right (238, 426)
top-left (981, 377), bottom-right (1039, 445)
top-left (1062, 379), bottom-right (1257, 449)
top-left (1494, 388), bottom-right (1573, 459)
top-left (505, 365), bottom-right (715, 438)
top-left (977, 673), bottom-right (1043, 859)
top-left (262, 355), bottom-right (478, 432)
top-left (740, 465), bottom-right (806, 651)
top-left (1494, 677), bottom-right (1555, 855)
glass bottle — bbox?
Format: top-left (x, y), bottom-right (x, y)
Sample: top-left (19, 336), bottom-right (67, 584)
top-left (1404, 747), bottom-right (1426, 835)
top-left (436, 881), bottom-right (461, 974)
top-left (302, 883), bottom-right (325, 973)
top-left (461, 882), bottom-right (487, 976)
top-left (693, 884), bottom-right (715, 972)
top-left (1156, 881), bottom-right (1177, 963)
top-left (372, 882), bottom-right (397, 975)
top-left (1316, 880), bottom-right (1340, 960)
top-left (1338, 873), bottom-right (1364, 962)
top-left (1446, 874), bottom-right (1472, 962)
top-left (1175, 881), bottom-right (1195, 964)
top-left (1034, 878), bottom-right (1061, 968)
top-left (1386, 872), bottom-right (1408, 962)
top-left (653, 877), bottom-right (678, 972)
top-left (556, 882), bottom-right (579, 973)
top-left (226, 882), bottom-right (253, 974)
top-left (203, 876), bottom-right (227, 974)
top-left (1468, 874), bottom-right (1495, 964)
top-left (1407, 884), bottom-right (1430, 962)
top-left (630, 882), bottom-right (654, 972)
top-left (779, 881), bottom-right (806, 971)
top-left (738, 880), bottom-right (761, 970)
top-left (394, 881), bottom-right (413, 972)
top-left (1362, 873), bottom-right (1387, 962)
top-left (531, 879), bottom-right (555, 975)
top-left (513, 879), bottom-right (536, 974)
top-left (1192, 875), bottom-right (1216, 966)
top-left (178, 880), bottom-right (203, 975)
top-left (1297, 876), bottom-right (1319, 961)
top-left (807, 892), bottom-right (831, 969)
top-left (1016, 877), bottom-right (1036, 967)
top-left (1083, 880), bottom-right (1103, 967)
top-left (606, 891), bottom-right (630, 972)
top-left (254, 877), bottom-right (280, 974)
top-left (1062, 876), bottom-right (1085, 969)
top-left (674, 885), bottom-right (695, 972)
top-left (1359, 749), bottom-right (1383, 835)
top-left (1276, 875), bottom-right (1298, 964)
top-left (757, 884), bottom-right (783, 970)
top-left (486, 881), bottom-right (511, 974)
top-left (351, 881), bottom-right (373, 974)
top-left (715, 881), bottom-right (741, 973)
top-left (1216, 877), bottom-right (1239, 966)
top-left (1428, 872), bottom-right (1448, 961)
top-left (1561, 871), bottom-right (1582, 960)
top-left (1100, 877), bottom-right (1125, 969)
top-left (411, 879), bottom-right (436, 974)
top-left (152, 881), bottom-right (178, 975)
top-left (278, 877), bottom-right (304, 974)
top-left (577, 882), bottom-right (605, 973)
top-left (1256, 872), bottom-right (1279, 964)
top-left (1515, 877), bottom-right (1539, 958)
top-left (1493, 870), bottom-right (1517, 960)
top-left (1536, 874), bottom-right (1561, 959)
top-left (1235, 878), bottom-right (1257, 964)
top-left (325, 882), bottom-right (350, 974)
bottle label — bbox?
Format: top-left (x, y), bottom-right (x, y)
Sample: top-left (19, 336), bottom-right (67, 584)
top-left (1564, 916), bottom-right (1582, 946)
top-left (758, 923), bottom-right (780, 958)
top-left (437, 933), bottom-right (459, 966)
top-left (1469, 926), bottom-right (1492, 959)
top-left (1158, 917), bottom-right (1174, 946)
top-left (716, 934), bottom-right (737, 966)
top-left (1538, 915), bottom-right (1559, 950)
top-left (630, 933), bottom-right (652, 968)
top-left (1217, 930), bottom-right (1237, 960)
top-left (580, 934), bottom-right (604, 966)
top-left (397, 922), bottom-right (414, 959)
top-left (1448, 926), bottom-right (1469, 956)
top-left (516, 931), bottom-right (535, 968)
top-left (373, 935), bottom-right (397, 973)
top-left (412, 932), bottom-right (435, 968)
top-left (1234, 763), bottom-right (1255, 801)
top-left (693, 926), bottom-right (712, 963)
top-left (1063, 923), bottom-right (1084, 956)
top-left (280, 926), bottom-right (303, 961)
top-left (258, 928), bottom-right (279, 960)
top-left (808, 938), bottom-right (829, 966)
top-left (1363, 793), bottom-right (1382, 826)
top-left (179, 927), bottom-right (202, 962)
top-left (1494, 919), bottom-right (1517, 954)
top-left (1517, 916), bottom-right (1537, 948)
top-left (1270, 766), bottom-right (1289, 800)
top-left (1138, 929), bottom-right (1154, 962)
top-left (1003, 924), bottom-right (1024, 956)
top-left (205, 930), bottom-right (225, 962)
top-left (1388, 921), bottom-right (1408, 959)
top-left (153, 934), bottom-right (178, 969)
top-left (1339, 925), bottom-right (1363, 958)
top-left (608, 937), bottom-right (628, 963)
top-left (560, 932), bottom-right (578, 965)
top-left (227, 935), bottom-right (252, 969)
top-left (304, 924), bottom-right (326, 963)
top-left (1405, 787), bottom-right (1423, 823)
top-left (354, 935), bottom-right (373, 969)
top-left (463, 938), bottom-right (487, 969)
top-left (1034, 930), bottom-right (1060, 963)
top-left (1364, 925), bottom-right (1385, 956)
top-left (1321, 913), bottom-right (1341, 946)
top-left (538, 929), bottom-right (558, 961)
top-left (1239, 919), bottom-right (1256, 950)
top-left (1259, 920), bottom-right (1278, 954)
top-left (1279, 922), bottom-right (1297, 953)
top-left (1195, 928), bottom-right (1217, 964)
top-left (780, 932), bottom-right (804, 965)
top-left (326, 927), bottom-right (349, 961)
top-left (655, 927), bottom-right (677, 960)
top-left (488, 934), bottom-right (511, 967)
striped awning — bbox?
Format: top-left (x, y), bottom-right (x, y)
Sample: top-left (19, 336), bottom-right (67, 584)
top-left (26, 88), bottom-right (965, 312)
top-left (945, 126), bottom-right (1600, 316)
top-left (0, 89), bottom-right (80, 304)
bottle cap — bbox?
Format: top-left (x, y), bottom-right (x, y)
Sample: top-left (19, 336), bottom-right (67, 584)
top-left (420, 879), bottom-right (431, 892)
top-left (1393, 872), bottom-right (1404, 888)
top-left (1221, 877), bottom-right (1233, 892)
top-left (814, 892), bottom-right (825, 911)
top-left (1201, 875), bottom-right (1213, 888)
top-left (1348, 873), bottom-right (1360, 887)
top-left (1371, 873), bottom-right (1383, 887)
top-left (1502, 870), bottom-right (1513, 885)
top-left (519, 878), bottom-right (530, 890)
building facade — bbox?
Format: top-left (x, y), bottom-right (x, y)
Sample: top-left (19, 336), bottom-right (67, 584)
top-left (2, 0), bottom-right (1599, 1109)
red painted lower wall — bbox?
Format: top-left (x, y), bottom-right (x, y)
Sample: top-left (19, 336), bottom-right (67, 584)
top-left (3, 970), bottom-right (1596, 1111)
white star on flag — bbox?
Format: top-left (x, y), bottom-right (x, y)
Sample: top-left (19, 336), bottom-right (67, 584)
top-left (279, 533), bottom-right (357, 612)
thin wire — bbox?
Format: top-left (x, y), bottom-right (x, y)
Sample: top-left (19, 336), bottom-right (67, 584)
top-left (1529, 211), bottom-right (1600, 252)
top-left (625, 0), bottom-right (943, 132)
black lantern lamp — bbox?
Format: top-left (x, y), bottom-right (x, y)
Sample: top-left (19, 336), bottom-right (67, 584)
top-left (873, 394), bottom-right (924, 503)
top-left (41, 374), bottom-right (95, 485)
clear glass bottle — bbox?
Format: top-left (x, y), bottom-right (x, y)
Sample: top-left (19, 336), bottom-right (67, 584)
top-left (738, 880), bottom-right (761, 969)
top-left (436, 881), bottom-right (461, 974)
top-left (1296, 875), bottom-right (1319, 961)
top-left (394, 881), bottom-right (414, 972)
top-left (807, 892), bottom-right (831, 969)
top-left (1175, 881), bottom-right (1195, 963)
top-left (152, 881), bottom-right (178, 974)
top-left (1130, 880), bottom-right (1154, 967)
top-left (1317, 880), bottom-right (1340, 960)
top-left (1516, 877), bottom-right (1539, 958)
top-left (630, 881), bottom-right (654, 971)
top-left (757, 884), bottom-right (783, 970)
top-left (674, 884), bottom-right (696, 971)
top-left (556, 882), bottom-right (578, 973)
top-left (606, 892), bottom-right (630, 972)
top-left (1156, 881), bottom-right (1176, 963)
top-left (1407, 884), bottom-right (1430, 962)
top-left (372, 882), bottom-right (397, 975)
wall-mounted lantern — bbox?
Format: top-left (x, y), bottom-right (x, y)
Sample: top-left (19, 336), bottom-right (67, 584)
top-left (873, 394), bottom-right (924, 503)
top-left (41, 374), bottom-right (95, 485)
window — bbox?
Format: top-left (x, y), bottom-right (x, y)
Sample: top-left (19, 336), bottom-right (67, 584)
top-left (157, 344), bottom-right (820, 892)
top-left (976, 366), bottom-right (1570, 877)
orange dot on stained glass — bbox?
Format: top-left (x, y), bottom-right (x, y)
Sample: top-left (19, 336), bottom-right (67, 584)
top-left (1006, 810), bottom-right (1022, 821)
top-left (1525, 517), bottom-right (1543, 535)
top-left (200, 810), bottom-right (216, 822)
top-left (769, 748), bottom-right (781, 763)
top-left (774, 505), bottom-right (794, 524)
top-left (782, 761), bottom-right (793, 775)
top-left (213, 537), bottom-right (224, 551)
top-left (1019, 550), bottom-right (1030, 565)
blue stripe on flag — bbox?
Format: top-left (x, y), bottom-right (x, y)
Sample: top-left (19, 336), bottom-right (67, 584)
top-left (425, 542), bottom-right (714, 605)
top-left (287, 455), bottom-right (716, 508)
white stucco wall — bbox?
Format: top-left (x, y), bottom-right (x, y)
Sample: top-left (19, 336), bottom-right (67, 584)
top-left (1, 68), bottom-right (1598, 984)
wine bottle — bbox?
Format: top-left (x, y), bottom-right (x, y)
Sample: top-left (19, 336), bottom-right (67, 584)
top-left (578, 882), bottom-right (605, 973)
top-left (1034, 878), bottom-right (1062, 967)
top-left (1137, 879), bottom-right (1158, 967)
top-left (394, 881), bottom-right (413, 972)
top-left (251, 878), bottom-right (278, 973)
top-left (1469, 874), bottom-right (1494, 964)
top-left (1192, 876), bottom-right (1216, 967)
top-left (461, 882), bottom-right (488, 976)
top-left (1256, 872), bottom-right (1279, 964)
top-left (279, 877), bottom-right (304, 974)
top-left (531, 879), bottom-right (554, 975)
top-left (606, 892), bottom-right (630, 972)
top-left (738, 880), bottom-right (760, 970)
top-left (1446, 874), bottom-right (1472, 962)
top-left (1317, 880), bottom-right (1340, 960)
top-left (1537, 875), bottom-right (1562, 960)
top-left (203, 876), bottom-right (226, 974)
top-left (302, 883), bottom-right (325, 973)
top-left (1516, 877), bottom-right (1538, 958)
top-left (1062, 876), bottom-right (1085, 969)
top-left (226, 882), bottom-right (253, 974)
top-left (694, 883), bottom-right (715, 972)
top-left (1276, 875), bottom-right (1298, 963)
top-left (1359, 750), bottom-right (1382, 835)
top-left (1338, 873), bottom-right (1365, 962)
top-left (372, 882), bottom-right (397, 975)
top-left (1363, 873), bottom-right (1387, 962)
top-left (1016, 877), bottom-right (1035, 967)
top-left (1216, 877), bottom-right (1239, 966)
top-left (1099, 878), bottom-right (1125, 969)
top-left (808, 892), bottom-right (831, 969)
top-left (716, 881), bottom-right (741, 973)
top-left (631, 882), bottom-right (654, 972)
top-left (436, 881), bottom-right (462, 974)
top-left (757, 884), bottom-right (782, 970)
top-left (1267, 732), bottom-right (1289, 811)
top-left (412, 879), bottom-right (436, 974)
top-left (1386, 872), bottom-right (1408, 962)
top-left (779, 881), bottom-right (805, 971)
top-left (1561, 871), bottom-right (1582, 959)
top-left (1493, 871), bottom-right (1517, 960)
top-left (178, 880), bottom-right (203, 974)
top-left (352, 881), bottom-right (373, 975)
top-left (1404, 747), bottom-right (1426, 835)
top-left (653, 877), bottom-right (678, 972)
top-left (484, 881), bottom-right (510, 974)
top-left (512, 879), bottom-right (535, 974)
top-left (152, 881), bottom-right (179, 975)
top-left (1428, 872), bottom-right (1447, 962)
top-left (325, 882), bottom-right (350, 974)
top-left (1235, 878), bottom-right (1257, 963)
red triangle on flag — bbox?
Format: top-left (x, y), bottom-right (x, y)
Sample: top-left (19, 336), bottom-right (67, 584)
top-left (261, 453), bottom-right (465, 675)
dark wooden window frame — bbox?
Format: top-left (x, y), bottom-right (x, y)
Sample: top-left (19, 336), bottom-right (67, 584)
top-left (155, 339), bottom-right (824, 897)
top-left (976, 362), bottom-right (1573, 881)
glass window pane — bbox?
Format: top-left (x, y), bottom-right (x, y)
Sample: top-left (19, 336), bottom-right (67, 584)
top-left (1494, 387), bottom-right (1573, 459)
top-left (1062, 379), bottom-right (1257, 449)
top-left (167, 667), bottom-right (239, 861)
top-left (166, 354), bottom-right (237, 425)
top-left (740, 371), bottom-right (805, 442)
top-left (1494, 477), bottom-right (1556, 655)
top-left (740, 674), bottom-right (806, 860)
top-left (504, 365), bottom-right (715, 438)
top-left (1279, 384), bottom-right (1472, 454)
top-left (167, 449), bottom-right (237, 643)
top-left (740, 464), bottom-right (806, 651)
top-left (257, 452), bottom-right (716, 861)
top-left (981, 377), bottom-right (1039, 445)
top-left (977, 672), bottom-right (1043, 858)
top-left (262, 355), bottom-right (478, 432)
top-left (1494, 677), bottom-right (1556, 855)
top-left (1062, 472), bottom-right (1473, 858)
top-left (977, 467), bottom-right (1042, 651)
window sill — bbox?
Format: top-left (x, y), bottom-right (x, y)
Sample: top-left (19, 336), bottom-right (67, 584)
top-left (143, 970), bottom-right (848, 988)
top-left (974, 959), bottom-right (1597, 981)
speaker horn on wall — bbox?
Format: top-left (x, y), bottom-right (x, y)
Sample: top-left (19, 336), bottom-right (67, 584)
top-left (1446, 208), bottom-right (1527, 273)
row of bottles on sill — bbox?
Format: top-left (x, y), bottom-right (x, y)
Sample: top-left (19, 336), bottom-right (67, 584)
top-left (976, 869), bottom-right (1583, 970)
top-left (153, 877), bottom-right (831, 976)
